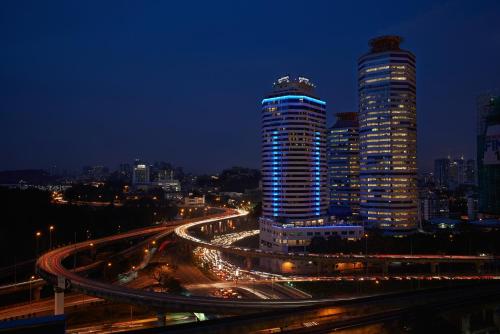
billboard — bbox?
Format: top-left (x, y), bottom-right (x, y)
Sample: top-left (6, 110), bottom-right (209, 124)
top-left (484, 124), bottom-right (500, 165)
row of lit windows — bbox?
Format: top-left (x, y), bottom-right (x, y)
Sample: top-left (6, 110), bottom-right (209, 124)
top-left (363, 65), bottom-right (406, 73)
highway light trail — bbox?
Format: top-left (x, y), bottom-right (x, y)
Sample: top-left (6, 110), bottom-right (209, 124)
top-left (32, 207), bottom-right (500, 316)
top-left (195, 230), bottom-right (287, 281)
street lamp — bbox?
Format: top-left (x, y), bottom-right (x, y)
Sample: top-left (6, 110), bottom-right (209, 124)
top-left (29, 275), bottom-right (35, 304)
top-left (49, 225), bottom-right (54, 249)
top-left (35, 232), bottom-right (42, 257)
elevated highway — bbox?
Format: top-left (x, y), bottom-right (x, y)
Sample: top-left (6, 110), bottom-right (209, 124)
top-left (174, 214), bottom-right (498, 268)
top-left (36, 208), bottom-right (346, 314)
top-left (35, 207), bottom-right (500, 315)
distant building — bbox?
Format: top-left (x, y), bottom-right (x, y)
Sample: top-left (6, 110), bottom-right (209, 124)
top-left (477, 92), bottom-right (499, 137)
top-left (327, 112), bottom-right (360, 218)
top-left (477, 95), bottom-right (500, 216)
top-left (82, 165), bottom-right (109, 181)
top-left (182, 194), bottom-right (205, 207)
top-left (119, 163), bottom-right (132, 181)
top-left (448, 157), bottom-right (465, 188)
top-left (358, 35), bottom-right (418, 234)
top-left (465, 159), bottom-right (476, 185)
top-left (156, 172), bottom-right (181, 199)
top-left (434, 158), bottom-right (450, 188)
top-left (427, 217), bottom-right (460, 231)
top-left (469, 219), bottom-right (500, 231)
top-left (156, 169), bottom-right (173, 182)
top-left (418, 189), bottom-right (450, 222)
top-left (467, 193), bottom-right (478, 220)
top-left (132, 163), bottom-right (150, 185)
top-left (434, 156), bottom-right (474, 189)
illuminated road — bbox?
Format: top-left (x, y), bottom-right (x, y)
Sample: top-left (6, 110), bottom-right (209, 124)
top-left (38, 208), bottom-right (336, 314)
top-left (34, 208), bottom-right (376, 314)
top-left (116, 282), bottom-right (500, 334)
top-left (0, 294), bottom-right (102, 320)
top-left (175, 213), bottom-right (498, 266)
top-left (34, 207), bottom-right (500, 315)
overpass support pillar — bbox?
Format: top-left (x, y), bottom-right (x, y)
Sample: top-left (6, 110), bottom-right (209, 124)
top-left (183, 243), bottom-right (192, 254)
top-left (476, 262), bottom-right (484, 274)
top-left (245, 257), bottom-right (252, 270)
top-left (430, 262), bottom-right (439, 275)
top-left (33, 286), bottom-right (42, 301)
top-left (382, 261), bottom-right (389, 275)
top-left (54, 276), bottom-right (66, 315)
top-left (156, 312), bottom-right (167, 327)
top-left (54, 289), bottom-right (64, 315)
top-left (316, 262), bottom-right (322, 275)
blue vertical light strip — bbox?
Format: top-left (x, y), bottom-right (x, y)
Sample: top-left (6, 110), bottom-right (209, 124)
top-left (272, 130), bottom-right (279, 217)
top-left (263, 93), bottom-right (326, 221)
top-left (314, 132), bottom-right (321, 216)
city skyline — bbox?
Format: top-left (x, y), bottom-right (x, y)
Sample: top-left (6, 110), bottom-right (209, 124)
top-left (2, 1), bottom-right (500, 173)
top-left (2, 2), bottom-right (500, 332)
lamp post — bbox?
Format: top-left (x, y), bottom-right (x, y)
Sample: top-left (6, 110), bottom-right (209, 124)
top-left (29, 275), bottom-right (35, 304)
top-left (105, 262), bottom-right (112, 280)
top-left (364, 233), bottom-right (369, 275)
top-left (49, 225), bottom-right (54, 249)
top-left (35, 232), bottom-right (42, 257)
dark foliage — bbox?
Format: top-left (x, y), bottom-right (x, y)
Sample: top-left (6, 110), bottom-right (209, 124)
top-left (0, 186), bottom-right (177, 268)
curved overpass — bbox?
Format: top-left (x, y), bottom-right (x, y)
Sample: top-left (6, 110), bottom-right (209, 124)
top-left (36, 207), bottom-right (498, 314)
top-left (175, 214), bottom-right (497, 266)
top-left (36, 208), bottom-right (356, 314)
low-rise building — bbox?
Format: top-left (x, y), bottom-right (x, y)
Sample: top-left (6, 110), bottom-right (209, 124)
top-left (259, 218), bottom-right (363, 253)
top-left (182, 194), bottom-right (205, 207)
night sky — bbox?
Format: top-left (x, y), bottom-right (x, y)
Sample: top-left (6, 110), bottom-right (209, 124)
top-left (2, 1), bottom-right (500, 174)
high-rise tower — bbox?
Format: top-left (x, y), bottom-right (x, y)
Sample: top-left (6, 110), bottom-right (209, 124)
top-left (260, 76), bottom-right (364, 256)
top-left (327, 112), bottom-right (360, 218)
top-left (260, 76), bottom-right (328, 224)
top-left (358, 36), bottom-right (418, 233)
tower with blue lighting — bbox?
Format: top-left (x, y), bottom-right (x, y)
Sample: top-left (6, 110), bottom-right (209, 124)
top-left (259, 76), bottom-right (362, 263)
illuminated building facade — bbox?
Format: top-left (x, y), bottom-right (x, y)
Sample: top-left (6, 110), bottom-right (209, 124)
top-left (259, 76), bottom-right (362, 255)
top-left (358, 36), bottom-right (418, 233)
top-left (327, 112), bottom-right (360, 218)
top-left (132, 163), bottom-right (150, 185)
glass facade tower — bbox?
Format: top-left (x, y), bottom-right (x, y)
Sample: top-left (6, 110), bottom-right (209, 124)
top-left (358, 36), bottom-right (418, 233)
top-left (327, 112), bottom-right (360, 218)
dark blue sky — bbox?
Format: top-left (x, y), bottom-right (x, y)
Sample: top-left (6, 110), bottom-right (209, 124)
top-left (2, 0), bottom-right (500, 173)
